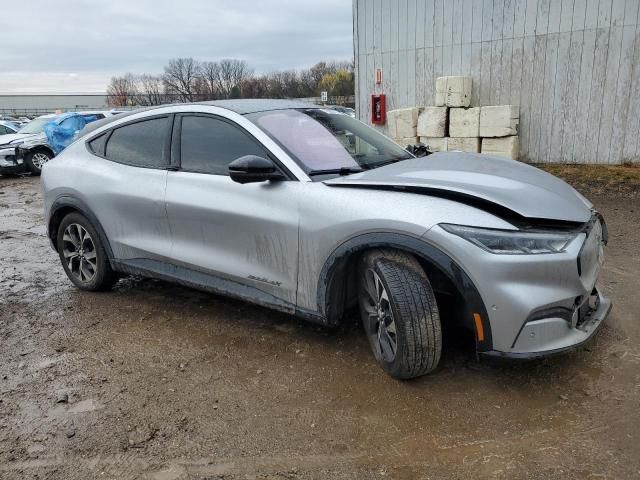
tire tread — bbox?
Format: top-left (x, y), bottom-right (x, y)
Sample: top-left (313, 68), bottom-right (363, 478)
top-left (360, 249), bottom-right (442, 379)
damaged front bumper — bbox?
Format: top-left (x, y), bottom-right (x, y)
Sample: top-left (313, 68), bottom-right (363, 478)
top-left (0, 146), bottom-right (25, 174)
top-left (424, 214), bottom-right (611, 359)
top-left (481, 288), bottom-right (611, 359)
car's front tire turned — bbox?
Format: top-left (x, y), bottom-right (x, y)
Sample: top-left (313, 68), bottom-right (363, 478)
top-left (56, 212), bottom-right (117, 291)
top-left (358, 249), bottom-right (442, 379)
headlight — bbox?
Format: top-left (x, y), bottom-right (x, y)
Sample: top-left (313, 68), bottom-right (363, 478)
top-left (440, 224), bottom-right (578, 254)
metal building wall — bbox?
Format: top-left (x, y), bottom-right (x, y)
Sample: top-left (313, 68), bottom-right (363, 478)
top-left (0, 95), bottom-right (109, 115)
top-left (354, 0), bottom-right (640, 164)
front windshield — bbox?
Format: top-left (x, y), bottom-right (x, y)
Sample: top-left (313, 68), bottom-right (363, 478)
top-left (247, 108), bottom-right (413, 179)
top-left (17, 117), bottom-right (52, 134)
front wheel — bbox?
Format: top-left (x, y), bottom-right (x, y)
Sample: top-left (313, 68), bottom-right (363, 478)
top-left (24, 150), bottom-right (53, 175)
top-left (358, 250), bottom-right (442, 379)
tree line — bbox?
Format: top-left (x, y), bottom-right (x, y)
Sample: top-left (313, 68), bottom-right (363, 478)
top-left (106, 58), bottom-right (354, 107)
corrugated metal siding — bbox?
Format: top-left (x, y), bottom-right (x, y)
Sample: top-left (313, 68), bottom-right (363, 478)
top-left (354, 0), bottom-right (640, 164)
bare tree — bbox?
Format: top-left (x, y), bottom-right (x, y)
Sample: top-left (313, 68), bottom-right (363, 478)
top-left (107, 58), bottom-right (354, 105)
top-left (106, 73), bottom-right (138, 106)
top-left (215, 59), bottom-right (253, 98)
top-left (137, 74), bottom-right (165, 105)
top-left (162, 58), bottom-right (200, 102)
top-left (200, 61), bottom-right (222, 99)
top-left (240, 76), bottom-right (269, 98)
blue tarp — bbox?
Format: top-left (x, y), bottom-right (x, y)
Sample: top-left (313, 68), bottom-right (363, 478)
top-left (43, 113), bottom-right (97, 155)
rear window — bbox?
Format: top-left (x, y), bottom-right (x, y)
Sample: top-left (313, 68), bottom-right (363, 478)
top-left (104, 117), bottom-right (169, 168)
top-left (88, 133), bottom-right (108, 156)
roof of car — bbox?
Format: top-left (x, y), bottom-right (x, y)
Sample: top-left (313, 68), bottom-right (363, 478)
top-left (79, 99), bottom-right (321, 137)
top-left (198, 99), bottom-right (317, 114)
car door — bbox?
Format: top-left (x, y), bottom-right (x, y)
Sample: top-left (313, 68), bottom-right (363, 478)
top-left (86, 115), bottom-right (173, 263)
top-left (165, 113), bottom-right (300, 306)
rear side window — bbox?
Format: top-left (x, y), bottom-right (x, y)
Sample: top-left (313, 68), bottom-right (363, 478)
top-left (88, 133), bottom-right (107, 155)
top-left (105, 117), bottom-right (169, 167)
top-left (180, 115), bottom-right (270, 175)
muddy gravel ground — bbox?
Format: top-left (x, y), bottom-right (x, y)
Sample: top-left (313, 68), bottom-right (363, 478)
top-left (1, 175), bottom-right (639, 480)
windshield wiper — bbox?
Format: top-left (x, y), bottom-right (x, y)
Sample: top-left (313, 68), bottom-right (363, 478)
top-left (307, 167), bottom-right (364, 176)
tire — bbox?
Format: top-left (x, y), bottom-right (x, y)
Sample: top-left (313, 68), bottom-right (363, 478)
top-left (24, 149), bottom-right (53, 175)
top-left (358, 249), bottom-right (442, 379)
top-left (56, 212), bottom-right (117, 291)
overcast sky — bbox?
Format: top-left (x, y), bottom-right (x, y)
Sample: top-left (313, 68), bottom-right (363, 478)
top-left (0, 0), bottom-right (353, 93)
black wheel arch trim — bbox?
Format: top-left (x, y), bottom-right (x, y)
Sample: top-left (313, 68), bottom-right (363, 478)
top-left (48, 195), bottom-right (115, 262)
top-left (19, 145), bottom-right (55, 158)
top-left (317, 232), bottom-right (493, 351)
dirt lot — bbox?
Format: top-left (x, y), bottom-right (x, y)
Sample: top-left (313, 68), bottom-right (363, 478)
top-left (1, 172), bottom-right (639, 479)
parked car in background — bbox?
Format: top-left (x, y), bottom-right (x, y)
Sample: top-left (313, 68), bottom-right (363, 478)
top-left (0, 111), bottom-right (117, 175)
top-left (41, 100), bottom-right (611, 379)
top-left (0, 115), bottom-right (29, 127)
top-left (0, 121), bottom-right (19, 136)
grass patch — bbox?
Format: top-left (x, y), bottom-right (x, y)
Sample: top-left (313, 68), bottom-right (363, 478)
top-left (535, 164), bottom-right (640, 198)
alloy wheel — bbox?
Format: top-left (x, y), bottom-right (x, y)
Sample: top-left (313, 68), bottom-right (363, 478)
top-left (361, 268), bottom-right (398, 362)
top-left (31, 152), bottom-right (51, 169)
top-left (62, 223), bottom-right (98, 283)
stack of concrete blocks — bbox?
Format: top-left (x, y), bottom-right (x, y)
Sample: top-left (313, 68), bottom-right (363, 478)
top-left (387, 107), bottom-right (421, 146)
top-left (416, 76), bottom-right (477, 153)
top-left (479, 105), bottom-right (519, 159)
top-left (385, 75), bottom-right (520, 160)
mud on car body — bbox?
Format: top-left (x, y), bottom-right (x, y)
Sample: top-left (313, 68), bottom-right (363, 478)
top-left (41, 100), bottom-right (611, 379)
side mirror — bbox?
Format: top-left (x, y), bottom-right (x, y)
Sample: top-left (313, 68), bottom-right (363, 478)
top-left (228, 155), bottom-right (285, 184)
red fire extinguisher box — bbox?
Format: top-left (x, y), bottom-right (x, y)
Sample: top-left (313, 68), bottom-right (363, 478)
top-left (371, 94), bottom-right (386, 125)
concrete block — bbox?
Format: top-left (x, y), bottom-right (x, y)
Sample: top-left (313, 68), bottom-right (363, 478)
top-left (386, 111), bottom-right (399, 138)
top-left (420, 137), bottom-right (448, 152)
top-left (392, 136), bottom-right (419, 146)
top-left (449, 107), bottom-right (480, 137)
top-left (417, 106), bottom-right (448, 137)
top-left (447, 137), bottom-right (481, 153)
top-left (435, 76), bottom-right (472, 107)
top-left (481, 136), bottom-right (519, 159)
top-left (480, 105), bottom-right (519, 137)
top-left (387, 107), bottom-right (420, 138)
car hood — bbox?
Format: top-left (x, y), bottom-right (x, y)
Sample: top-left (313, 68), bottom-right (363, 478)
top-left (0, 133), bottom-right (34, 146)
top-left (324, 152), bottom-right (592, 223)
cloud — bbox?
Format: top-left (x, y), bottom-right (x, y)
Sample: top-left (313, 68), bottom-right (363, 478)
top-left (0, 0), bottom-right (353, 93)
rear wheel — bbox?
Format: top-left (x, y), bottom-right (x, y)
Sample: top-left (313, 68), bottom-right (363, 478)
top-left (25, 150), bottom-right (52, 175)
top-left (56, 212), bottom-right (117, 291)
top-left (358, 250), bottom-right (442, 379)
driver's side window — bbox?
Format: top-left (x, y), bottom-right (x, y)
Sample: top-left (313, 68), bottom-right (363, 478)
top-left (179, 115), bottom-right (271, 175)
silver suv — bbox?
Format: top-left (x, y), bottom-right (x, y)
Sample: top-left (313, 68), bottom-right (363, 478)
top-left (41, 100), bottom-right (611, 379)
